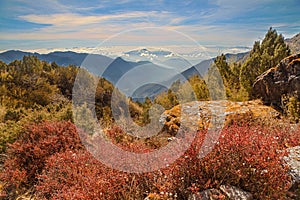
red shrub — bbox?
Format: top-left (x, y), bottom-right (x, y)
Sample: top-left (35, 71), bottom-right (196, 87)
top-left (105, 125), bottom-right (158, 153)
top-left (1, 120), bottom-right (299, 199)
top-left (182, 123), bottom-right (299, 199)
top-left (36, 150), bottom-right (145, 200)
top-left (142, 123), bottom-right (299, 199)
top-left (0, 121), bottom-right (83, 198)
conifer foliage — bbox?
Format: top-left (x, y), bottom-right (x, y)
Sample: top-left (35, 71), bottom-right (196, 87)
top-left (240, 28), bottom-right (290, 96)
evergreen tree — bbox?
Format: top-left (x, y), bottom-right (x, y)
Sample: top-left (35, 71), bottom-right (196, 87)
top-left (214, 54), bottom-right (231, 82)
top-left (240, 27), bottom-right (290, 97)
top-left (188, 75), bottom-right (209, 100)
top-left (214, 54), bottom-right (246, 100)
top-left (204, 63), bottom-right (227, 100)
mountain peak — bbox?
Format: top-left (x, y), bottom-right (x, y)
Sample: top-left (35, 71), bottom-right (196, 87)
top-left (114, 56), bottom-right (126, 62)
top-left (111, 56), bottom-right (133, 65)
top-left (124, 48), bottom-right (174, 56)
top-left (285, 32), bottom-right (300, 54)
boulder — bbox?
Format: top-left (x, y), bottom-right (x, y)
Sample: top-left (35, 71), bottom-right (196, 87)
top-left (188, 186), bottom-right (253, 200)
top-left (220, 185), bottom-right (253, 200)
top-left (253, 54), bottom-right (300, 108)
top-left (188, 189), bottom-right (224, 200)
top-left (284, 146), bottom-right (300, 192)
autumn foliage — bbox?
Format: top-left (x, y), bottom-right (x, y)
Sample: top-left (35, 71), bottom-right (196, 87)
top-left (0, 28), bottom-right (299, 199)
top-left (1, 120), bottom-right (299, 199)
top-left (0, 121), bottom-right (83, 198)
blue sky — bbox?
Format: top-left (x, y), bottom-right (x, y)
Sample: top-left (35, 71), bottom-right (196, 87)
top-left (0, 0), bottom-right (299, 51)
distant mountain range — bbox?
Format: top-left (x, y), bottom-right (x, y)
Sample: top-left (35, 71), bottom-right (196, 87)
top-left (102, 57), bottom-right (179, 96)
top-left (102, 57), bottom-right (147, 84)
top-left (131, 52), bottom-right (249, 100)
top-left (0, 49), bottom-right (249, 100)
top-left (0, 50), bottom-right (113, 67)
top-left (1, 31), bottom-right (298, 101)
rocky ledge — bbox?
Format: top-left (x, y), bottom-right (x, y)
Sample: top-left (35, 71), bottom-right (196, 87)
top-left (253, 54), bottom-right (300, 109)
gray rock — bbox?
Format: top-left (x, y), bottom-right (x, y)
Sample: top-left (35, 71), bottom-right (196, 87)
top-left (188, 186), bottom-right (253, 200)
top-left (220, 185), bottom-right (253, 200)
top-left (285, 33), bottom-right (300, 54)
top-left (160, 100), bottom-right (279, 133)
top-left (253, 54), bottom-right (300, 108)
top-left (188, 189), bottom-right (223, 200)
top-left (284, 146), bottom-right (300, 186)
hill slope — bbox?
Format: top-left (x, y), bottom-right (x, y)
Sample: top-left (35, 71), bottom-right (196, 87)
top-left (285, 33), bottom-right (300, 54)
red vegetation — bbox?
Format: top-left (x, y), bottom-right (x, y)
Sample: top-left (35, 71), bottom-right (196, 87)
top-left (1, 121), bottom-right (300, 199)
top-left (0, 121), bottom-right (83, 198)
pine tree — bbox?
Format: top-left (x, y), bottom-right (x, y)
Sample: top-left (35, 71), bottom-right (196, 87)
top-left (214, 54), bottom-right (231, 82)
top-left (240, 27), bottom-right (290, 97)
top-left (214, 54), bottom-right (245, 100)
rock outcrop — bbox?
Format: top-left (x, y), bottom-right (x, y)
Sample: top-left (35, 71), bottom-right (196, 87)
top-left (253, 54), bottom-right (300, 108)
top-left (160, 100), bottom-right (279, 133)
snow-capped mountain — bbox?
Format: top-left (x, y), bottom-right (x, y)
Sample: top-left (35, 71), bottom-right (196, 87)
top-left (122, 48), bottom-right (195, 71)
top-left (124, 48), bottom-right (174, 59)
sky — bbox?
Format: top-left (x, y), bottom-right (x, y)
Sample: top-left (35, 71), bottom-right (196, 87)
top-left (0, 0), bottom-right (299, 54)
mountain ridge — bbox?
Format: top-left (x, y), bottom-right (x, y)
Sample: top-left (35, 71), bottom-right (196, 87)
top-left (1, 33), bottom-right (298, 101)
top-left (285, 33), bottom-right (300, 54)
top-left (0, 50), bottom-right (113, 68)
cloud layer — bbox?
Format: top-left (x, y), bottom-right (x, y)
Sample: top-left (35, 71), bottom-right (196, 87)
top-left (0, 0), bottom-right (299, 51)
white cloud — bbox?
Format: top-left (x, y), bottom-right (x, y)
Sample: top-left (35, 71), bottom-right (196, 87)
top-left (3, 11), bottom-right (201, 45)
top-left (19, 11), bottom-right (168, 27)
